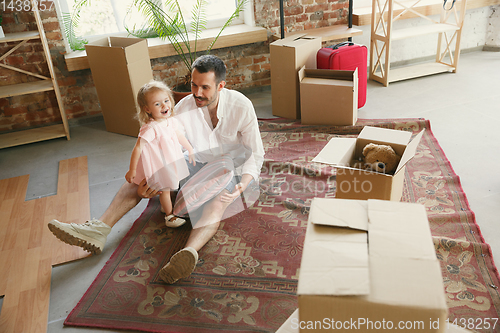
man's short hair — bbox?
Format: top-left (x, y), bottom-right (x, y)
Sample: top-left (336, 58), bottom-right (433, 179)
top-left (192, 55), bottom-right (226, 84)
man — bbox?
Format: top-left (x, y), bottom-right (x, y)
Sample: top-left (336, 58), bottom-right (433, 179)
top-left (48, 55), bottom-right (265, 284)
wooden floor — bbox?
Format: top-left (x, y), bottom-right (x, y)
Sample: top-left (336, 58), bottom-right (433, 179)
top-left (0, 156), bottom-right (91, 333)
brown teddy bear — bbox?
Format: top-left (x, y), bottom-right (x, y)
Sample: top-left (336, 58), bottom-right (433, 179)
top-left (362, 143), bottom-right (401, 174)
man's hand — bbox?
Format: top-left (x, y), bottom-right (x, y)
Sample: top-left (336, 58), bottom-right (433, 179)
top-left (137, 178), bottom-right (162, 198)
top-left (188, 150), bottom-right (196, 166)
top-left (220, 183), bottom-right (244, 203)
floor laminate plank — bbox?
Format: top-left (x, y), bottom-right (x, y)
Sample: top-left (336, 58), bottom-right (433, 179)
top-left (33, 258), bottom-right (52, 333)
top-left (0, 249), bottom-right (13, 295)
top-left (28, 197), bottom-right (47, 249)
top-left (0, 156), bottom-right (91, 333)
top-left (15, 289), bottom-right (35, 333)
top-left (18, 199), bottom-right (35, 232)
top-left (0, 198), bottom-right (15, 251)
top-left (0, 301), bottom-right (17, 333)
top-left (21, 247), bottom-right (41, 292)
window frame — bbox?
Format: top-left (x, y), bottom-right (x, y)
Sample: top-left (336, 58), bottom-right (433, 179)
top-left (55, 0), bottom-right (255, 54)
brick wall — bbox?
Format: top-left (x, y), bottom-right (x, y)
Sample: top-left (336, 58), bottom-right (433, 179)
top-left (255, 0), bottom-right (348, 34)
top-left (0, 0), bottom-right (348, 133)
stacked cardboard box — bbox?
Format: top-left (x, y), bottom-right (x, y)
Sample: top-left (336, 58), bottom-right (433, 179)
top-left (86, 37), bottom-right (153, 137)
top-left (299, 67), bottom-right (358, 126)
top-left (270, 35), bottom-right (359, 125)
top-left (270, 35), bottom-right (322, 120)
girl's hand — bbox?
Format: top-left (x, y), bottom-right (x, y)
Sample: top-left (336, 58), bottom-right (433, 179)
top-left (188, 151), bottom-right (196, 166)
top-left (125, 170), bottom-right (136, 183)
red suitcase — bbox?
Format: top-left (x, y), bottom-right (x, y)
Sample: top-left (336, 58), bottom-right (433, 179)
top-left (317, 42), bottom-right (367, 108)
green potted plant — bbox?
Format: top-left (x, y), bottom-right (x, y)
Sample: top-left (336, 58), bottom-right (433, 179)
top-left (61, 0), bottom-right (90, 51)
top-left (129, 0), bottom-right (247, 91)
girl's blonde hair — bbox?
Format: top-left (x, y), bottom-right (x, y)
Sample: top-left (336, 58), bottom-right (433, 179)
top-left (136, 80), bottom-right (175, 126)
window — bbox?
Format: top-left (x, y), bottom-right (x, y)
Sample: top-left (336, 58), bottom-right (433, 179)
top-left (58, 0), bottom-right (245, 47)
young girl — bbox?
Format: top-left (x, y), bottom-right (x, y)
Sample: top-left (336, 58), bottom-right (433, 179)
top-left (125, 80), bottom-right (195, 228)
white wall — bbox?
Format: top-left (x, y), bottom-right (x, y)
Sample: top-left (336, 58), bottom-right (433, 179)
top-left (486, 5), bottom-right (500, 48)
top-left (352, 6), bottom-right (497, 66)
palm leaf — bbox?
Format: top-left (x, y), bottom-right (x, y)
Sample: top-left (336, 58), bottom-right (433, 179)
top-left (191, 0), bottom-right (208, 60)
top-left (61, 0), bottom-right (91, 51)
top-left (124, 2), bottom-right (159, 38)
top-left (133, 0), bottom-right (193, 71)
top-left (207, 0), bottom-right (248, 52)
top-left (131, 0), bottom-right (249, 74)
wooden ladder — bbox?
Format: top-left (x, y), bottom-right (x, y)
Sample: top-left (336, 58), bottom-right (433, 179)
top-left (0, 0), bottom-right (70, 148)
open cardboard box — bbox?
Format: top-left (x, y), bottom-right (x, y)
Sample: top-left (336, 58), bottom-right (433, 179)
top-left (85, 37), bottom-right (153, 137)
top-left (299, 67), bottom-right (358, 126)
top-left (312, 126), bottom-right (424, 201)
top-left (276, 309), bottom-right (474, 333)
top-left (270, 34), bottom-right (322, 119)
top-left (295, 198), bottom-right (448, 332)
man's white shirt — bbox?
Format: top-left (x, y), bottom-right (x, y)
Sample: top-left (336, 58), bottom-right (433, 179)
top-left (173, 88), bottom-right (265, 182)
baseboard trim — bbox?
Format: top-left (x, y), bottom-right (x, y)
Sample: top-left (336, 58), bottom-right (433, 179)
top-left (389, 46), bottom-right (485, 68)
top-left (483, 45), bottom-right (500, 52)
top-left (68, 114), bottom-right (104, 127)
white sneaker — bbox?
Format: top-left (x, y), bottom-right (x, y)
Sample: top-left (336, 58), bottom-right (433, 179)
top-left (159, 247), bottom-right (198, 284)
top-left (47, 218), bottom-right (111, 255)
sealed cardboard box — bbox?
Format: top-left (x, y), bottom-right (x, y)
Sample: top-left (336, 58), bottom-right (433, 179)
top-left (85, 37), bottom-right (153, 137)
top-left (276, 309), bottom-right (473, 333)
top-left (296, 198), bottom-right (448, 332)
top-left (270, 35), bottom-right (322, 119)
top-left (312, 126), bottom-right (424, 201)
top-left (299, 67), bottom-right (358, 126)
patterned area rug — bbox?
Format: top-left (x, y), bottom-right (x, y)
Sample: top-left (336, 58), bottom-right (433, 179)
top-left (65, 118), bottom-right (500, 333)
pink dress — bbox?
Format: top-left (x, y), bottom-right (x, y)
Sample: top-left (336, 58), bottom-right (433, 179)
top-left (133, 118), bottom-right (189, 190)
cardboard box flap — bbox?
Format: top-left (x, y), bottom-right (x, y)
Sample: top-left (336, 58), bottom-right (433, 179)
top-left (367, 200), bottom-right (447, 311)
top-left (298, 200), bottom-right (370, 296)
top-left (310, 198), bottom-right (368, 231)
top-left (369, 256), bottom-right (448, 311)
top-left (312, 138), bottom-right (356, 166)
top-left (301, 77), bottom-right (354, 87)
top-left (358, 126), bottom-right (413, 145)
top-left (86, 37), bottom-right (110, 47)
top-left (302, 67), bottom-right (357, 82)
top-left (367, 200), bottom-right (437, 260)
top-left (86, 37), bottom-right (150, 65)
top-left (274, 34), bottom-right (317, 47)
top-left (109, 36), bottom-right (145, 48)
top-left (396, 129), bottom-right (425, 174)
top-left (298, 247), bottom-right (370, 295)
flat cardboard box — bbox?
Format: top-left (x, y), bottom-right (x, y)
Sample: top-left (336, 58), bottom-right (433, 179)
top-left (296, 198), bottom-right (448, 332)
top-left (277, 309), bottom-right (473, 333)
top-left (270, 35), bottom-right (322, 119)
top-left (299, 67), bottom-right (358, 126)
top-left (312, 126), bottom-right (424, 201)
top-left (85, 37), bottom-right (153, 137)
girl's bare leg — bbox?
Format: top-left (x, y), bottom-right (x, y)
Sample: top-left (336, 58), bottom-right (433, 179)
top-left (159, 189), bottom-right (172, 215)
